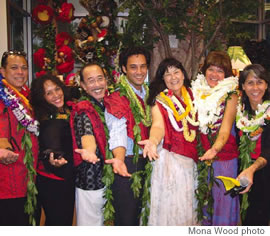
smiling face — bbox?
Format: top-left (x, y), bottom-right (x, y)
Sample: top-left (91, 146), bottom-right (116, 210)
top-left (122, 54), bottom-right (148, 90)
top-left (0, 55), bottom-right (28, 91)
top-left (163, 66), bottom-right (184, 97)
top-left (242, 73), bottom-right (268, 110)
top-left (81, 65), bottom-right (107, 102)
top-left (43, 80), bottom-right (65, 109)
top-left (205, 65), bottom-right (225, 88)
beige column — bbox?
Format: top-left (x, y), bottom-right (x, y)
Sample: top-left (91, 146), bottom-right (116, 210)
top-left (0, 0), bottom-right (8, 59)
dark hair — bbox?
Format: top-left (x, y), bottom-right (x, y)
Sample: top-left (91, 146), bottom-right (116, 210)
top-left (119, 47), bottom-right (151, 74)
top-left (1, 50), bottom-right (27, 68)
top-left (147, 57), bottom-right (190, 106)
top-left (30, 74), bottom-right (69, 121)
top-left (201, 51), bottom-right (233, 78)
top-left (239, 64), bottom-right (270, 114)
top-left (79, 62), bottom-right (106, 83)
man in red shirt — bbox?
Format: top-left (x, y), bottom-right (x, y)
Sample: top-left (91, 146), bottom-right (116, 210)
top-left (0, 51), bottom-right (39, 225)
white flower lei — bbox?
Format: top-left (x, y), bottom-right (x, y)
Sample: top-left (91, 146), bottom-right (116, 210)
top-left (236, 99), bottom-right (270, 139)
top-left (191, 73), bottom-right (238, 134)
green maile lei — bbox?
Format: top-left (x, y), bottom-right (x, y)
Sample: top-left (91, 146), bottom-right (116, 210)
top-left (195, 91), bottom-right (236, 224)
top-left (238, 133), bottom-right (256, 221)
top-left (116, 75), bottom-right (152, 225)
top-left (79, 95), bottom-right (115, 225)
top-left (18, 124), bottom-right (38, 226)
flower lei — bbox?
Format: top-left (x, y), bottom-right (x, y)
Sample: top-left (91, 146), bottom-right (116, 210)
top-left (191, 73), bottom-right (238, 134)
top-left (236, 98), bottom-right (270, 220)
top-left (191, 74), bottom-right (238, 224)
top-left (117, 75), bottom-right (152, 225)
top-left (78, 94), bottom-right (115, 225)
top-left (156, 87), bottom-right (199, 142)
top-left (0, 77), bottom-right (39, 226)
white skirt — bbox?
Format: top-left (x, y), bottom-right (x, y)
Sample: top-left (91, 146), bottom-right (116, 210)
top-left (148, 147), bottom-right (198, 226)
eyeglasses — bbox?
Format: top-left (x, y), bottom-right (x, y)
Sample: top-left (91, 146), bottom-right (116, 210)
top-left (1, 50), bottom-right (27, 68)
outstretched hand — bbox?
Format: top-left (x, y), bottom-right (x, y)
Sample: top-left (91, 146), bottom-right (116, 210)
top-left (105, 158), bottom-right (131, 177)
top-left (75, 148), bottom-right (100, 164)
top-left (49, 152), bottom-right (68, 167)
top-left (199, 147), bottom-right (217, 161)
top-left (138, 139), bottom-right (159, 161)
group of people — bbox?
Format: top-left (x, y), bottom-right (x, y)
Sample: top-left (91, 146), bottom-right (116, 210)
top-left (0, 46), bottom-right (270, 226)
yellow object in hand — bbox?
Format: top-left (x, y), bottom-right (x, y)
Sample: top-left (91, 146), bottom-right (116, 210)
top-left (216, 176), bottom-right (240, 191)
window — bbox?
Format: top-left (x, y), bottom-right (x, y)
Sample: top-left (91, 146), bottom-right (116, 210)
top-left (7, 0), bottom-right (33, 83)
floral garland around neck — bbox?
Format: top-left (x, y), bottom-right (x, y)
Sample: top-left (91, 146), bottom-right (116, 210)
top-left (191, 73), bottom-right (238, 224)
top-left (236, 98), bottom-right (270, 220)
top-left (117, 74), bottom-right (152, 225)
top-left (157, 87), bottom-right (199, 142)
top-left (191, 73), bottom-right (238, 134)
top-left (0, 78), bottom-right (38, 226)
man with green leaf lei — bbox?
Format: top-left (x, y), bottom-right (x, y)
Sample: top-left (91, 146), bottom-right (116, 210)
top-left (236, 64), bottom-right (270, 226)
top-left (0, 51), bottom-right (39, 226)
top-left (69, 63), bottom-right (112, 225)
top-left (104, 47), bottom-right (152, 226)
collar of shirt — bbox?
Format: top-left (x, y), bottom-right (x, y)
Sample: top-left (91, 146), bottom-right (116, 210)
top-left (126, 80), bottom-right (146, 99)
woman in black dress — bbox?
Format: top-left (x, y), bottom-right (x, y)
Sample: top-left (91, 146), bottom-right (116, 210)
top-left (30, 74), bottom-right (75, 225)
top-left (236, 64), bottom-right (270, 225)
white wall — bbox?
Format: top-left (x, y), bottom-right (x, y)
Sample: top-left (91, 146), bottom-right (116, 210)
top-left (0, 0), bottom-right (8, 59)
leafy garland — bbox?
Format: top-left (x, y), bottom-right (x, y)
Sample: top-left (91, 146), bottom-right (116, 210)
top-left (236, 99), bottom-right (270, 220)
top-left (116, 75), bottom-right (152, 225)
top-left (195, 91), bottom-right (236, 224)
top-left (79, 95), bottom-right (114, 225)
top-left (195, 131), bottom-right (217, 224)
top-left (0, 78), bottom-right (38, 226)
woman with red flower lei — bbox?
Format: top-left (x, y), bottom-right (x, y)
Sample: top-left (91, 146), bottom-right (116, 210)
top-left (139, 58), bottom-right (199, 225)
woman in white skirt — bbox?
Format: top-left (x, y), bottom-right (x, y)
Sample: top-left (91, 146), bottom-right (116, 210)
top-left (139, 58), bottom-right (199, 226)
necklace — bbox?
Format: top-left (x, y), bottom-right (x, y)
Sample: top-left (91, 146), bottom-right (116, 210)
top-left (78, 94), bottom-right (115, 225)
top-left (191, 74), bottom-right (238, 134)
top-left (0, 79), bottom-right (39, 136)
top-left (116, 75), bottom-right (152, 225)
top-left (157, 87), bottom-right (199, 142)
top-left (0, 77), bottom-right (38, 226)
top-left (119, 74), bottom-right (151, 127)
top-left (235, 99), bottom-right (270, 221)
top-left (236, 99), bottom-right (270, 140)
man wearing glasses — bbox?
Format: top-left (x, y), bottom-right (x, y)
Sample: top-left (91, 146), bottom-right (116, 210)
top-left (0, 51), bottom-right (39, 225)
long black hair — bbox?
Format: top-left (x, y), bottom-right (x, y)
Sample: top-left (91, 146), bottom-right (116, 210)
top-left (239, 64), bottom-right (270, 114)
top-left (147, 57), bottom-right (190, 106)
top-left (30, 74), bottom-right (69, 121)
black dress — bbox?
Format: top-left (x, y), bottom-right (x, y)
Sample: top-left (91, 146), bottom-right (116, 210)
top-left (36, 117), bottom-right (75, 226)
top-left (240, 123), bottom-right (270, 226)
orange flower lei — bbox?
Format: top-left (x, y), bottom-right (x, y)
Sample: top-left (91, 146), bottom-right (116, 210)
top-left (2, 79), bottom-right (32, 110)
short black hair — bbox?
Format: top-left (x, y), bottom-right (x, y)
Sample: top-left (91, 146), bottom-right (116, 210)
top-left (79, 63), bottom-right (106, 83)
top-left (119, 47), bottom-right (151, 74)
top-left (1, 50), bottom-right (27, 68)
